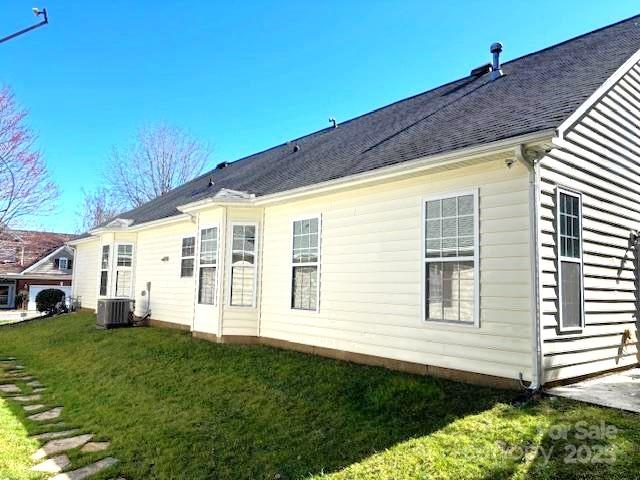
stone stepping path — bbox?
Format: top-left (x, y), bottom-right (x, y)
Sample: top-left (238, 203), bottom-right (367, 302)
top-left (81, 441), bottom-right (110, 453)
top-left (32, 434), bottom-right (94, 461)
top-left (28, 406), bottom-right (63, 422)
top-left (24, 403), bottom-right (46, 412)
top-left (0, 359), bottom-right (123, 479)
top-left (32, 454), bottom-right (71, 473)
top-left (32, 429), bottom-right (82, 441)
top-left (12, 394), bottom-right (42, 402)
top-left (50, 457), bottom-right (119, 480)
top-left (0, 383), bottom-right (21, 393)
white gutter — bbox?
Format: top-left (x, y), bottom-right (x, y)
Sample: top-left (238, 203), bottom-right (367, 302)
top-left (515, 143), bottom-right (550, 391)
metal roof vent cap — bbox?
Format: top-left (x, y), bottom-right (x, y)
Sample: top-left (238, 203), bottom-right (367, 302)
top-left (490, 42), bottom-right (504, 80)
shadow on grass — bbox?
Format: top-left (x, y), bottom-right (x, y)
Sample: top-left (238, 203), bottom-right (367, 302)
top-left (0, 313), bottom-right (520, 479)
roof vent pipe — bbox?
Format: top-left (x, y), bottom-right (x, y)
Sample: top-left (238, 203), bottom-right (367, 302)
top-left (490, 42), bottom-right (504, 80)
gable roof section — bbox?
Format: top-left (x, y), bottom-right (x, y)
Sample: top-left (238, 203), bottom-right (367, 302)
top-left (0, 230), bottom-right (75, 274)
top-left (110, 15), bottom-right (640, 228)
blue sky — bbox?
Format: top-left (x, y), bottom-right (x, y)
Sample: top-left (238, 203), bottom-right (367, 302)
top-left (1, 1), bottom-right (639, 233)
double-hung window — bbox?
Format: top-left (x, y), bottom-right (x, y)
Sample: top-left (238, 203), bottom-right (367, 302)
top-left (100, 245), bottom-right (110, 296)
top-left (424, 191), bottom-right (478, 325)
top-left (230, 224), bottom-right (256, 307)
top-left (57, 257), bottom-right (68, 270)
top-left (115, 244), bottom-right (133, 297)
top-left (181, 237), bottom-right (195, 277)
top-left (198, 228), bottom-right (218, 304)
top-left (557, 188), bottom-right (584, 331)
top-left (291, 217), bottom-right (320, 311)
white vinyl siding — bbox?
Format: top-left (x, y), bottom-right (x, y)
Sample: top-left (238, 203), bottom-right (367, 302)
top-left (291, 217), bottom-right (320, 311)
top-left (134, 222), bottom-right (197, 327)
top-left (539, 59), bottom-right (640, 382)
top-left (260, 158), bottom-right (533, 381)
top-left (72, 240), bottom-right (100, 310)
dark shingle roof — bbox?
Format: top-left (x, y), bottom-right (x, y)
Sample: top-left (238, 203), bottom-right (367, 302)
top-left (116, 15), bottom-right (640, 227)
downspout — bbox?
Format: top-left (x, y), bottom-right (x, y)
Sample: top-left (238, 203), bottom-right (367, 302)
top-left (515, 144), bottom-right (545, 391)
top-left (190, 213), bottom-right (200, 333)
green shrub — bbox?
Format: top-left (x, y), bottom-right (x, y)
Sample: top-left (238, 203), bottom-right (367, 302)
top-left (35, 288), bottom-right (65, 314)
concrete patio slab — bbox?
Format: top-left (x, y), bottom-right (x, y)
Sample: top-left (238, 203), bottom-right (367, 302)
top-left (546, 368), bottom-right (640, 413)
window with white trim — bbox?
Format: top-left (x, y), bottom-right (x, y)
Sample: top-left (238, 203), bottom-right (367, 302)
top-left (230, 224), bottom-right (256, 307)
top-left (57, 257), bottom-right (68, 270)
top-left (181, 236), bottom-right (195, 277)
top-left (557, 189), bottom-right (584, 331)
top-left (424, 192), bottom-right (477, 324)
top-left (100, 245), bottom-right (109, 296)
top-left (115, 244), bottom-right (133, 297)
top-left (291, 217), bottom-right (320, 310)
top-left (198, 228), bottom-right (218, 304)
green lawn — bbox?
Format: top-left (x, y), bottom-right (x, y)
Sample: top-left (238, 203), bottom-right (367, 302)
top-left (0, 313), bottom-right (638, 480)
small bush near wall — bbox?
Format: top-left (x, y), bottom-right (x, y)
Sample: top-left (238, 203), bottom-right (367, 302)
top-left (35, 288), bottom-right (65, 315)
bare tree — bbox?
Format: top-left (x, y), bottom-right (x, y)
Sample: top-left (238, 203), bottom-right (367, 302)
top-left (78, 187), bottom-right (123, 232)
top-left (0, 86), bottom-right (58, 234)
top-left (106, 123), bottom-right (211, 208)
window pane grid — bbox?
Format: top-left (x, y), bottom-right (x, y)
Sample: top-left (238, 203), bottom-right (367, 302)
top-left (230, 225), bottom-right (256, 307)
top-left (292, 218), bottom-right (320, 310)
top-left (200, 229), bottom-right (218, 265)
top-left (117, 244), bottom-right (133, 267)
top-left (425, 195), bottom-right (474, 259)
top-left (424, 194), bottom-right (475, 324)
top-left (557, 190), bottom-right (583, 331)
top-left (198, 266), bottom-right (216, 304)
top-left (181, 236), bottom-right (196, 277)
top-left (559, 193), bottom-right (580, 259)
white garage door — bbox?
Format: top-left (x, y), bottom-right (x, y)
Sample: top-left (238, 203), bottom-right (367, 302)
top-left (28, 285), bottom-right (72, 311)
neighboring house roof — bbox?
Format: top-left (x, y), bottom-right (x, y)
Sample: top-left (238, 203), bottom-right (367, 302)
top-left (109, 15), bottom-right (640, 228)
top-left (0, 229), bottom-right (75, 275)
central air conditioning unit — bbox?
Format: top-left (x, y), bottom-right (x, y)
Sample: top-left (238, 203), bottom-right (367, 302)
top-left (96, 299), bottom-right (134, 329)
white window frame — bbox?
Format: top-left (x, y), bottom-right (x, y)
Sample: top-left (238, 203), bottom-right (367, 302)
top-left (196, 225), bottom-right (219, 305)
top-left (58, 257), bottom-right (68, 270)
top-left (556, 187), bottom-right (585, 333)
top-left (421, 188), bottom-right (480, 328)
top-left (114, 243), bottom-right (134, 298)
top-left (99, 244), bottom-right (110, 297)
top-left (180, 235), bottom-right (196, 278)
top-left (289, 214), bottom-right (322, 313)
top-left (227, 222), bottom-right (259, 308)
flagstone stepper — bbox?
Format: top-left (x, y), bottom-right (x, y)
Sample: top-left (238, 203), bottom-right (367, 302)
top-left (27, 380), bottom-right (44, 388)
top-left (32, 429), bottom-right (82, 441)
top-left (50, 457), bottom-right (119, 480)
top-left (31, 454), bottom-right (71, 473)
top-left (81, 441), bottom-right (111, 453)
top-left (32, 433), bottom-right (93, 460)
top-left (28, 406), bottom-right (63, 422)
top-left (0, 384), bottom-right (21, 394)
top-left (11, 394), bottom-right (42, 402)
top-left (23, 403), bottom-right (46, 412)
